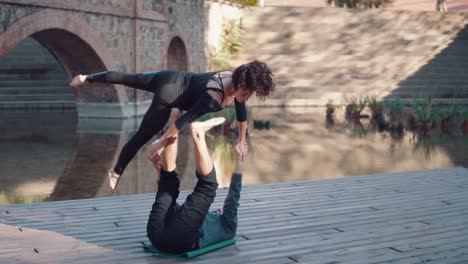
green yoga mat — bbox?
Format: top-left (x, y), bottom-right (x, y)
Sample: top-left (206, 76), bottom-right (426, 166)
top-left (141, 239), bottom-right (236, 259)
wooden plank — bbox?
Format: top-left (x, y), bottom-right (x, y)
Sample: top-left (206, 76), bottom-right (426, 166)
top-left (1, 167), bottom-right (465, 211)
top-left (0, 177), bottom-right (462, 223)
top-left (0, 201), bottom-right (464, 255)
top-left (7, 209), bottom-right (464, 260)
top-left (0, 168), bottom-right (467, 264)
top-left (2, 184), bottom-right (465, 229)
top-left (0, 191), bottom-right (464, 226)
top-left (1, 196), bottom-right (465, 244)
top-left (302, 240), bottom-right (468, 264)
top-left (225, 227), bottom-right (468, 262)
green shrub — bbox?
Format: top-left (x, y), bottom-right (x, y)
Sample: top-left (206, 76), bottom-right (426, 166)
top-left (438, 104), bottom-right (458, 120)
top-left (386, 99), bottom-right (403, 122)
top-left (210, 20), bottom-right (243, 70)
top-left (230, 0), bottom-right (259, 6)
top-left (411, 97), bottom-right (437, 122)
top-left (463, 107), bottom-right (468, 121)
top-left (211, 49), bottom-right (230, 71)
top-left (223, 21), bottom-right (243, 54)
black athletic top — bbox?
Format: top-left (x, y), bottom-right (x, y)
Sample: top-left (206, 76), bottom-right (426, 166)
top-left (86, 71), bottom-right (247, 131)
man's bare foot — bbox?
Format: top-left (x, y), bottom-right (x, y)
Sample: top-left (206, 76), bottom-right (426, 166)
top-left (190, 117), bottom-right (226, 134)
top-left (108, 169), bottom-right (121, 192)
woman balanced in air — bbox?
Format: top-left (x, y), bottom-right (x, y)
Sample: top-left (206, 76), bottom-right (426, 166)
top-left (70, 60), bottom-right (275, 191)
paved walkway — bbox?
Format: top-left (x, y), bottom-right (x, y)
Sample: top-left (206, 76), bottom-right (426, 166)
top-left (263, 0), bottom-right (468, 12)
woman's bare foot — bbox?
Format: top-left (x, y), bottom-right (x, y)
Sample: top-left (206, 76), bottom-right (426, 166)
top-left (69, 74), bottom-right (87, 88)
top-left (108, 169), bottom-right (121, 192)
top-left (190, 117), bottom-right (226, 134)
top-left (69, 74), bottom-right (87, 98)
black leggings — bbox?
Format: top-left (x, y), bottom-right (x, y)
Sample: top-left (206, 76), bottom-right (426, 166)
top-left (147, 169), bottom-right (218, 254)
top-left (104, 71), bottom-right (187, 175)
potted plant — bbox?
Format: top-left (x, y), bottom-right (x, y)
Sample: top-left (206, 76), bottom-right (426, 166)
top-left (353, 97), bottom-right (367, 121)
top-left (368, 96), bottom-right (382, 118)
top-left (345, 99), bottom-right (357, 121)
top-left (412, 97), bottom-right (437, 137)
top-left (325, 100), bottom-right (336, 122)
top-left (438, 104), bottom-right (458, 133)
top-left (463, 107), bottom-right (468, 134)
top-left (368, 96), bottom-right (386, 131)
top-left (344, 97), bottom-right (367, 122)
top-left (386, 99), bottom-right (404, 134)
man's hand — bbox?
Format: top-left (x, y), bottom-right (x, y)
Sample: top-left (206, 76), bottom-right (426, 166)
top-left (233, 142), bottom-right (245, 174)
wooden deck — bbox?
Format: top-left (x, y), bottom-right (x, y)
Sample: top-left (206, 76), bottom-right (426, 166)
top-left (1, 167), bottom-right (468, 264)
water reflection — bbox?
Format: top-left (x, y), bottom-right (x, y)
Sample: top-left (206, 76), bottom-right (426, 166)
top-left (0, 107), bottom-right (466, 205)
top-left (0, 111), bottom-right (77, 204)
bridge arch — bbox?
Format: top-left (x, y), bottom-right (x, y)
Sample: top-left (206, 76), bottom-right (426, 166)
top-left (166, 36), bottom-right (189, 71)
top-left (0, 9), bottom-right (129, 110)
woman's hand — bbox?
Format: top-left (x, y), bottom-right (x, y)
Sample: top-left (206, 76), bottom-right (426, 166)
top-left (234, 143), bottom-right (245, 161)
top-left (235, 141), bottom-right (248, 161)
top-left (146, 137), bottom-right (176, 161)
top-left (146, 139), bottom-right (165, 161)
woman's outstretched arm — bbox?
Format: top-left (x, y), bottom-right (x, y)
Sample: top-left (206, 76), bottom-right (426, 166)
top-left (234, 99), bottom-right (248, 160)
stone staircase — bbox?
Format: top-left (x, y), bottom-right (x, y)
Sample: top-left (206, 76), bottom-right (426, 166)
top-left (0, 37), bottom-right (75, 110)
top-left (230, 7), bottom-right (468, 106)
top-left (389, 26), bottom-right (468, 101)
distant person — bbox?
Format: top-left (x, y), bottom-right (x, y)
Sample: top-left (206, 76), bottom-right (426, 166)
top-left (146, 116), bottom-right (244, 253)
top-left (70, 60), bottom-right (274, 191)
top-left (436, 0), bottom-right (447, 12)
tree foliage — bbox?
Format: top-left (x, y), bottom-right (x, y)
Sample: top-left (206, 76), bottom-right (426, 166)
top-left (229, 0), bottom-right (259, 6)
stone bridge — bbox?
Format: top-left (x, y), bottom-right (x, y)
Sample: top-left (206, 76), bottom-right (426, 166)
top-left (0, 0), bottom-right (241, 118)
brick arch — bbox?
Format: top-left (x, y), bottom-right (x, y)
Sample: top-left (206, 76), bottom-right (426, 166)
top-left (165, 34), bottom-right (191, 71)
top-left (162, 33), bottom-right (192, 178)
top-left (0, 9), bottom-right (128, 108)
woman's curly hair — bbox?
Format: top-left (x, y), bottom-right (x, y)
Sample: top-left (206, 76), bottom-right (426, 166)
top-left (232, 60), bottom-right (275, 101)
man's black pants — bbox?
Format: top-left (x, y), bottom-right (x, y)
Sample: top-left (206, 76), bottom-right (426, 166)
top-left (146, 168), bottom-right (218, 254)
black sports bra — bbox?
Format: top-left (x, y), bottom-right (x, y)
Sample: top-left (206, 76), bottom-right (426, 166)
top-left (207, 71), bottom-right (230, 102)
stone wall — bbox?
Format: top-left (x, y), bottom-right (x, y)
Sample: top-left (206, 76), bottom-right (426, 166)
top-left (0, 0), bottom-right (211, 117)
top-left (166, 0), bottom-right (206, 72)
top-left (0, 3), bottom-right (41, 34)
top-left (0, 0), bottom-right (244, 117)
